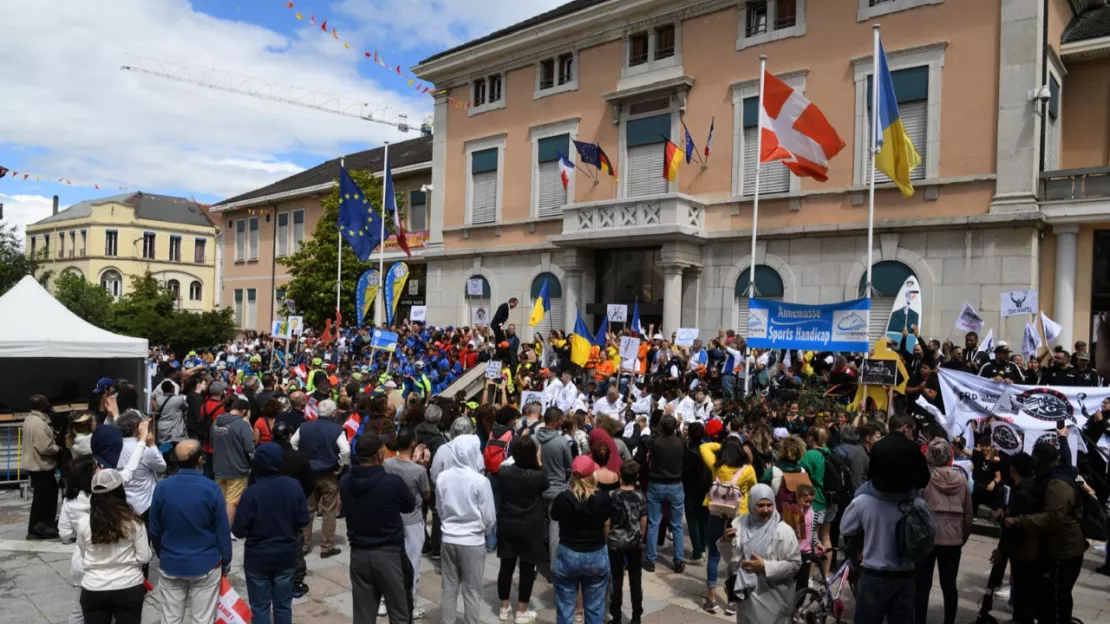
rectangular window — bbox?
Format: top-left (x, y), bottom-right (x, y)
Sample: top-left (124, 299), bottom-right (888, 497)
top-left (626, 114), bottom-right (672, 197)
top-left (488, 74), bottom-right (503, 103)
top-left (292, 210), bottom-right (305, 252)
top-left (169, 236), bottom-right (182, 262)
top-left (69, 231), bottom-right (75, 258)
top-left (473, 78), bottom-right (487, 106)
top-left (105, 230), bottom-right (118, 257)
top-left (539, 59), bottom-right (555, 90)
top-left (742, 96), bottom-right (791, 195)
top-left (629, 32), bottom-right (649, 66)
top-left (276, 212), bottom-right (289, 257)
top-left (654, 25), bottom-right (676, 60)
top-left (409, 190), bottom-right (428, 232)
top-left (537, 134), bottom-right (570, 216)
top-left (558, 53), bottom-right (574, 85)
top-left (1044, 75), bottom-right (1061, 170)
top-left (471, 148), bottom-right (499, 225)
top-left (43, 234), bottom-right (50, 258)
top-left (58, 232), bottom-right (65, 258)
top-left (142, 232), bottom-right (156, 259)
top-left (248, 217), bottom-right (259, 260)
top-left (776, 0), bottom-right (798, 28)
top-left (80, 230), bottom-right (86, 256)
top-left (866, 66), bottom-right (929, 183)
top-left (246, 289), bottom-right (257, 329)
top-left (30, 237), bottom-right (36, 256)
top-left (194, 238), bottom-right (206, 263)
top-left (234, 289), bottom-right (244, 327)
top-left (746, 1), bottom-right (769, 36)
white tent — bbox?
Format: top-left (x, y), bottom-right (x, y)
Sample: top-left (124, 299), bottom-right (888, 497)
top-left (0, 276), bottom-right (148, 410)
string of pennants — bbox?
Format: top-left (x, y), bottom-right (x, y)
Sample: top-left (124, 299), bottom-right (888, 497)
top-left (0, 165), bottom-right (228, 210)
top-left (278, 1), bottom-right (469, 110)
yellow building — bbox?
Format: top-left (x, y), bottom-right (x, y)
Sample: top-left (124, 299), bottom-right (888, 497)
top-left (25, 192), bottom-right (219, 311)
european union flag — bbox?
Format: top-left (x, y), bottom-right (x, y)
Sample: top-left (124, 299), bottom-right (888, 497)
top-left (338, 166), bottom-right (382, 262)
top-left (572, 140), bottom-right (617, 179)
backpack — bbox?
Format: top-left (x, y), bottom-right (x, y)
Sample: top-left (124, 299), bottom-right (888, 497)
top-left (775, 470), bottom-right (812, 542)
top-left (708, 467), bottom-right (746, 518)
top-left (819, 449), bottom-right (853, 508)
top-left (483, 429), bottom-right (513, 474)
top-left (1056, 476), bottom-right (1108, 541)
top-left (895, 498), bottom-right (935, 563)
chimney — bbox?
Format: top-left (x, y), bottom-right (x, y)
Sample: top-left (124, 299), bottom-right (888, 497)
top-left (52, 195), bottom-right (59, 216)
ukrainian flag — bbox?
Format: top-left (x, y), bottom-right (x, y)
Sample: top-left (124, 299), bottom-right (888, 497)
top-left (873, 39), bottom-right (922, 197)
top-left (529, 278), bottom-right (550, 327)
top-left (570, 309), bottom-right (592, 367)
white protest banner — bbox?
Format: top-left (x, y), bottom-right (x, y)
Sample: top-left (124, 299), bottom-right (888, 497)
top-left (1001, 290), bottom-right (1038, 318)
top-left (1022, 427), bottom-right (1079, 467)
top-left (619, 336), bottom-right (640, 371)
top-left (674, 328), bottom-right (699, 347)
top-left (288, 316), bottom-right (305, 336)
top-left (606, 304), bottom-right (628, 323)
top-left (937, 367), bottom-right (1110, 434)
top-left (472, 305), bottom-right (490, 326)
top-left (409, 306), bottom-right (427, 322)
top-left (977, 329), bottom-right (994, 355)
top-left (520, 390), bottom-right (548, 411)
top-left (1040, 311), bottom-right (1062, 346)
top-left (466, 278), bottom-right (485, 297)
top-left (955, 301), bottom-right (985, 334)
top-left (916, 395), bottom-right (958, 440)
top-left (485, 360), bottom-right (503, 379)
top-left (990, 421), bottom-right (1022, 455)
top-left (1022, 322), bottom-right (1042, 361)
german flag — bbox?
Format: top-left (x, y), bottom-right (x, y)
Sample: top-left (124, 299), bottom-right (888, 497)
top-left (598, 147), bottom-right (618, 181)
top-left (663, 140), bottom-right (684, 182)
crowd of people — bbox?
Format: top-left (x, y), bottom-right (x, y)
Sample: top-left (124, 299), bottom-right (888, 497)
top-left (17, 307), bottom-right (1110, 624)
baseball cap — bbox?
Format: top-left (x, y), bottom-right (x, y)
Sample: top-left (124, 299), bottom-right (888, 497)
top-left (91, 469), bottom-right (124, 494)
top-left (652, 334), bottom-right (664, 341)
top-left (209, 381), bottom-right (228, 395)
top-left (1077, 351), bottom-right (1091, 360)
top-left (571, 455), bottom-right (598, 479)
top-left (773, 427), bottom-right (790, 440)
top-left (994, 343), bottom-right (1010, 353)
top-left (250, 355), bottom-right (262, 363)
top-left (94, 377), bottom-right (115, 394)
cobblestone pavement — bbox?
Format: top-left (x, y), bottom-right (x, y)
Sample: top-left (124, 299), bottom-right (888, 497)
top-left (1, 488), bottom-right (1108, 623)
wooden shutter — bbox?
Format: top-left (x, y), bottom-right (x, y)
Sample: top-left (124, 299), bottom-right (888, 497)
top-left (627, 143), bottom-right (667, 197)
top-left (276, 213), bottom-right (288, 257)
top-left (471, 171), bottom-right (498, 224)
top-left (538, 160), bottom-right (567, 217)
top-left (736, 296), bottom-right (785, 337)
top-left (868, 297), bottom-right (895, 345)
top-left (743, 127), bottom-right (791, 195)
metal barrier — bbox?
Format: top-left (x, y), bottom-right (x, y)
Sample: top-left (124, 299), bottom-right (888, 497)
top-left (0, 421), bottom-right (24, 486)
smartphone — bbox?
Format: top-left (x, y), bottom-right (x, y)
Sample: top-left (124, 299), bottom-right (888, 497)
top-left (1057, 419), bottom-right (1066, 430)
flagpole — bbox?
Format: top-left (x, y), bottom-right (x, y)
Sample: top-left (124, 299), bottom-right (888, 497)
top-left (378, 142), bottom-right (389, 327)
top-left (337, 157), bottom-right (344, 317)
top-left (866, 25), bottom-right (880, 329)
top-left (744, 55), bottom-right (767, 398)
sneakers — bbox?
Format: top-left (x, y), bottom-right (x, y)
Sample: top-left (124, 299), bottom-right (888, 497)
top-left (701, 598), bottom-right (718, 614)
top-left (723, 602), bottom-right (737, 616)
top-left (378, 600), bottom-right (387, 616)
top-left (688, 554), bottom-right (704, 566)
top-left (320, 546), bottom-right (342, 559)
top-left (994, 586), bottom-right (1011, 600)
top-left (292, 583), bottom-right (309, 599)
top-left (673, 561), bottom-right (686, 574)
top-left (499, 606), bottom-right (512, 621)
top-left (412, 607), bottom-right (427, 619)
top-left (642, 560), bottom-right (656, 573)
top-left (515, 609), bottom-right (537, 623)
top-left (573, 613), bottom-right (585, 624)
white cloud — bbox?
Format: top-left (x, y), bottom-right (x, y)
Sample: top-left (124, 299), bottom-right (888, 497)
top-left (0, 193), bottom-right (55, 242)
top-left (0, 0), bottom-right (432, 201)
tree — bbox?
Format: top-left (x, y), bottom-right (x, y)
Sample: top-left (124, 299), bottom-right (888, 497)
top-left (54, 271), bottom-right (115, 328)
top-left (0, 223), bottom-right (47, 296)
top-left (279, 168), bottom-right (405, 328)
top-left (107, 273), bottom-right (236, 355)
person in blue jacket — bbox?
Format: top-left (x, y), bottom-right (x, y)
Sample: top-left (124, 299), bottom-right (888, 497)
top-left (232, 443), bottom-right (311, 624)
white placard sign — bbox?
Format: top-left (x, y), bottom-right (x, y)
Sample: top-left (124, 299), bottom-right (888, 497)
top-left (408, 279), bottom-right (420, 295)
top-left (467, 278), bottom-right (485, 297)
top-left (288, 316), bottom-right (305, 336)
top-left (675, 327), bottom-right (699, 347)
top-left (1001, 290), bottom-right (1038, 318)
top-left (520, 390), bottom-right (548, 410)
top-left (472, 306), bottom-right (489, 326)
top-left (606, 304), bottom-right (628, 323)
top-left (619, 336), bottom-right (640, 371)
top-left (271, 318), bottom-right (292, 340)
top-left (485, 360), bottom-right (503, 379)
top-left (409, 306), bottom-right (427, 322)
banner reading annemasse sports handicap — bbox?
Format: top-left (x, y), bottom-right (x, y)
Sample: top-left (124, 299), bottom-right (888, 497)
top-left (746, 298), bottom-right (871, 352)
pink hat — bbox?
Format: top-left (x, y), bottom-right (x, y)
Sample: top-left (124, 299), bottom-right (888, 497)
top-left (571, 455), bottom-right (598, 479)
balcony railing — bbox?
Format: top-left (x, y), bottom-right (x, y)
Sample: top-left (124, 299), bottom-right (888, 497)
top-left (560, 194), bottom-right (706, 242)
top-left (1040, 166), bottom-right (1110, 201)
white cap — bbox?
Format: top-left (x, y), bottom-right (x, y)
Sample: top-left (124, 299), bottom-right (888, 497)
top-left (652, 333), bottom-right (664, 341)
top-left (385, 381), bottom-right (398, 389)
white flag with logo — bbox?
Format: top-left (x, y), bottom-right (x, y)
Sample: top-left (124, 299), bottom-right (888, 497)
top-left (977, 328), bottom-right (994, 354)
top-left (955, 301), bottom-right (985, 334)
top-left (1022, 321), bottom-right (1042, 360)
top-left (1040, 311), bottom-right (1062, 346)
top-left (1001, 289), bottom-right (1038, 318)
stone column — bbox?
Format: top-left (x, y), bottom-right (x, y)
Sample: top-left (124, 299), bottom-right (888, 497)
top-left (1053, 225), bottom-right (1078, 348)
top-left (991, 0), bottom-right (1043, 214)
top-left (564, 269), bottom-right (583, 334)
top-left (681, 267), bottom-right (701, 330)
top-left (662, 263), bottom-right (684, 334)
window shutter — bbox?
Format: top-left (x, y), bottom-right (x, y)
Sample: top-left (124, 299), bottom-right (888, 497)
top-left (277, 213), bottom-right (288, 257)
top-left (627, 143), bottom-right (667, 197)
top-left (537, 160), bottom-right (567, 217)
top-left (471, 171), bottom-right (498, 224)
top-left (867, 99), bottom-right (927, 184)
top-left (743, 127), bottom-right (791, 195)
top-left (532, 297), bottom-right (564, 337)
top-left (868, 297), bottom-right (895, 345)
top-left (736, 296), bottom-right (784, 336)
top-left (1044, 115), bottom-right (1060, 171)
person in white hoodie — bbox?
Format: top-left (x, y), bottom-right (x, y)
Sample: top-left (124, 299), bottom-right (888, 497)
top-left (436, 434), bottom-right (495, 624)
top-left (59, 455), bottom-right (96, 624)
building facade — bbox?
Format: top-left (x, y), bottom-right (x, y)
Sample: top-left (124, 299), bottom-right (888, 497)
top-left (24, 192), bottom-right (219, 311)
top-left (211, 136), bottom-right (432, 332)
top-left (408, 0), bottom-right (1110, 349)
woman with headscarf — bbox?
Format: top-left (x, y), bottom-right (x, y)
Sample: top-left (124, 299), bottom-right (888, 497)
top-left (719, 483), bottom-right (801, 624)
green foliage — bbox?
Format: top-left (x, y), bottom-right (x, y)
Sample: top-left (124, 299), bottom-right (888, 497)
top-left (54, 271), bottom-right (115, 328)
top-left (0, 224), bottom-right (48, 295)
top-left (279, 168), bottom-right (406, 328)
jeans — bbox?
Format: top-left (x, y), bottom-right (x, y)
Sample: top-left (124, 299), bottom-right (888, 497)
top-left (608, 548), bottom-right (642, 621)
top-left (913, 545), bottom-right (961, 624)
top-left (705, 514), bottom-right (726, 589)
top-left (685, 504), bottom-right (708, 559)
top-left (853, 570), bottom-right (914, 624)
top-left (246, 568), bottom-right (295, 624)
top-left (645, 482), bottom-right (685, 565)
top-left (721, 374), bottom-right (736, 400)
top-left (552, 546), bottom-right (610, 624)
top-left (158, 567), bottom-right (222, 624)
top-left (1038, 556), bottom-right (1084, 624)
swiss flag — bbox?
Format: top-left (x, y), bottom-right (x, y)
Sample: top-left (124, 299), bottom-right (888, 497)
top-left (759, 71), bottom-right (845, 182)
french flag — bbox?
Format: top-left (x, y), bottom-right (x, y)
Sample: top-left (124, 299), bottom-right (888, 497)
top-left (558, 153), bottom-right (575, 190)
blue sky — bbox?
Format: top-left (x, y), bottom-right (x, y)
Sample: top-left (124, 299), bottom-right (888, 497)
top-left (0, 0), bottom-right (563, 236)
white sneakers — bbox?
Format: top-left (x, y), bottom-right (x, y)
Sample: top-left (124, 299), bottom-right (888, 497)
top-left (499, 606), bottom-right (537, 623)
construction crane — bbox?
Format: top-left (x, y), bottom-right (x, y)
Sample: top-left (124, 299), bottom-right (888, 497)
top-left (120, 55), bottom-right (432, 136)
